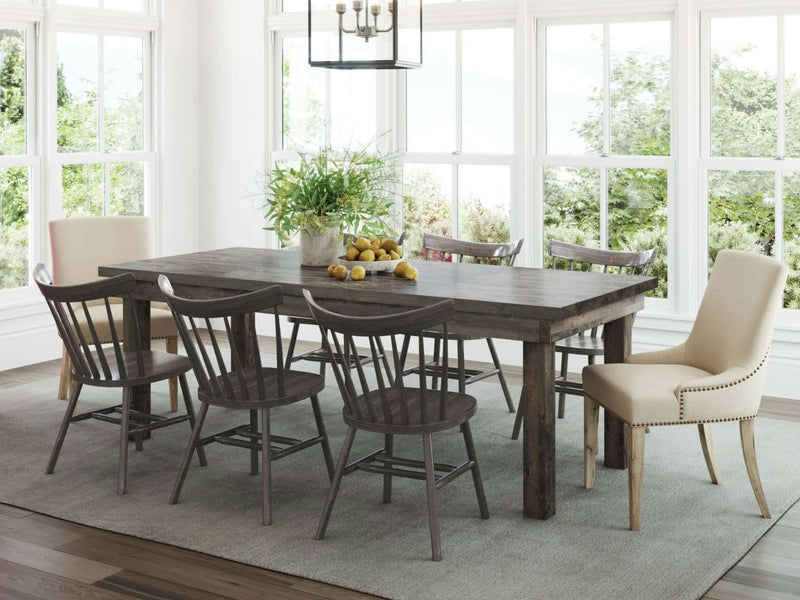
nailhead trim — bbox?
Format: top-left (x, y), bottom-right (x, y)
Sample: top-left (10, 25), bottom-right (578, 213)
top-left (630, 413), bottom-right (759, 428)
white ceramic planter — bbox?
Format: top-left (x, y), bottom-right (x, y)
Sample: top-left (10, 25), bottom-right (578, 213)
top-left (300, 225), bottom-right (340, 267)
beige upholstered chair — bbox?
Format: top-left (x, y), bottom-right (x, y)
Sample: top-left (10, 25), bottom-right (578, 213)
top-left (49, 216), bottom-right (179, 411)
top-left (583, 250), bottom-right (788, 530)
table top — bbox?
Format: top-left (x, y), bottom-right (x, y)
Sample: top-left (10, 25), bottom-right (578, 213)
top-left (100, 247), bottom-right (657, 343)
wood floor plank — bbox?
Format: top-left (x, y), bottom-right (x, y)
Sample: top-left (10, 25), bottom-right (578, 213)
top-left (0, 513), bottom-right (84, 549)
top-left (703, 578), bottom-right (800, 600)
top-left (0, 535), bottom-right (122, 584)
top-left (0, 505), bottom-right (33, 519)
top-left (94, 570), bottom-right (240, 600)
top-left (0, 558), bottom-right (138, 600)
top-left (723, 565), bottom-right (800, 597)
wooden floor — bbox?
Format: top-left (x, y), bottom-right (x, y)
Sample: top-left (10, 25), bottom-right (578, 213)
top-left (1, 350), bottom-right (798, 600)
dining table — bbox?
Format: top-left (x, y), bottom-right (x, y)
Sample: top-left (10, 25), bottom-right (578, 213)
top-left (99, 247), bottom-right (657, 520)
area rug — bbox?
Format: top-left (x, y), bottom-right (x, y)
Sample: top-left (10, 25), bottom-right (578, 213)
top-left (1, 375), bottom-right (799, 600)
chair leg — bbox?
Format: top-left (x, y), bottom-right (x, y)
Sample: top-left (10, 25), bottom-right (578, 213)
top-left (486, 338), bottom-right (514, 413)
top-left (462, 421), bottom-right (489, 519)
top-left (118, 388), bottom-right (132, 495)
top-left (383, 434), bottom-right (393, 504)
top-left (740, 418), bottom-right (771, 519)
top-left (431, 337), bottom-right (441, 390)
top-left (698, 423), bottom-right (720, 484)
top-left (249, 409), bottom-right (259, 475)
top-left (423, 432), bottom-right (442, 561)
top-left (58, 346), bottom-right (71, 400)
top-left (627, 425), bottom-right (646, 531)
top-left (584, 397), bottom-right (599, 489)
top-left (376, 337), bottom-right (395, 386)
top-left (167, 336), bottom-right (179, 412)
top-left (310, 394), bottom-right (335, 481)
top-left (511, 393), bottom-right (524, 440)
top-left (557, 351), bottom-right (569, 419)
top-left (179, 374), bottom-right (207, 466)
top-left (457, 339), bottom-right (466, 395)
top-left (170, 403), bottom-right (209, 505)
top-left (46, 382), bottom-right (83, 474)
top-left (316, 426), bottom-right (357, 540)
top-left (285, 321), bottom-right (301, 370)
top-left (261, 408), bottom-right (273, 526)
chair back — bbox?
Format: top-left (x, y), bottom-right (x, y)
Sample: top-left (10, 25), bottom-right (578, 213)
top-left (49, 216), bottom-right (152, 286)
top-left (684, 250), bottom-right (788, 375)
top-left (34, 263), bottom-right (146, 382)
top-left (421, 233), bottom-right (524, 266)
top-left (304, 290), bottom-right (457, 427)
top-left (158, 276), bottom-right (286, 402)
top-left (549, 240), bottom-right (658, 275)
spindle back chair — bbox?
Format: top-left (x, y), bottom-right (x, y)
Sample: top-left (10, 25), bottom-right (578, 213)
top-left (304, 289), bottom-right (489, 561)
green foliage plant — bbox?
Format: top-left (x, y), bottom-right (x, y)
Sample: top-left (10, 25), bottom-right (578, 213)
top-left (263, 145), bottom-right (400, 247)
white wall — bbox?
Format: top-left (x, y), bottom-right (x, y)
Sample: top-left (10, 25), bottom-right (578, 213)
top-left (197, 0), bottom-right (267, 251)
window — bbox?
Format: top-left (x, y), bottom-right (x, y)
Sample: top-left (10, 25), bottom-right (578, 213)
top-left (403, 27), bottom-right (515, 256)
top-left (538, 18), bottom-right (672, 299)
top-left (701, 12), bottom-right (800, 309)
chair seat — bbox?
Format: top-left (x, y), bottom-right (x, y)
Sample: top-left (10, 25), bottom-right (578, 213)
top-left (73, 349), bottom-right (192, 387)
top-left (555, 335), bottom-right (604, 355)
top-left (583, 363), bottom-right (712, 425)
top-left (199, 368), bottom-right (325, 409)
top-left (344, 389), bottom-right (477, 434)
top-left (72, 303), bottom-right (177, 342)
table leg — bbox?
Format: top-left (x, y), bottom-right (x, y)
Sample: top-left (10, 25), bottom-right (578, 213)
top-left (522, 341), bottom-right (556, 520)
top-left (124, 297), bottom-right (151, 440)
top-left (602, 314), bottom-right (633, 469)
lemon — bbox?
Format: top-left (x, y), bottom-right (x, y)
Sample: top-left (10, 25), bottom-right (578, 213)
top-left (389, 250), bottom-right (401, 260)
top-left (355, 237), bottom-right (371, 251)
top-left (404, 266), bottom-right (418, 280)
top-left (378, 253), bottom-right (392, 261)
top-left (327, 264), bottom-right (338, 277)
top-left (370, 239), bottom-right (381, 252)
top-left (345, 245), bottom-right (360, 261)
top-left (359, 249), bottom-right (376, 262)
top-left (375, 248), bottom-right (387, 258)
top-left (381, 239), bottom-right (398, 252)
top-left (394, 261), bottom-right (409, 277)
top-left (333, 265), bottom-right (348, 280)
top-left (351, 265), bottom-right (366, 280)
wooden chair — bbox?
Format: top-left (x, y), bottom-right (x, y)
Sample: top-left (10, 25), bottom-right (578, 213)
top-left (304, 290), bottom-right (489, 561)
top-left (511, 239), bottom-right (658, 439)
top-left (158, 276), bottom-right (335, 526)
top-left (583, 250), bottom-right (787, 530)
top-left (284, 232), bottom-right (404, 378)
top-left (34, 264), bottom-right (204, 495)
top-left (407, 233), bottom-right (524, 414)
top-left (50, 216), bottom-right (180, 411)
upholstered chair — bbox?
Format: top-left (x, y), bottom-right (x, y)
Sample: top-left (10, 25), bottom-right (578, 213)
top-left (583, 250), bottom-right (788, 530)
top-left (49, 216), bottom-right (180, 410)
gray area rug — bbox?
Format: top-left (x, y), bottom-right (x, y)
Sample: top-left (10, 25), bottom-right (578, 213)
top-left (1, 374), bottom-right (799, 600)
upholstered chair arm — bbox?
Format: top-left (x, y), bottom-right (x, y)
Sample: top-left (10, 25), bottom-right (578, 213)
top-left (626, 343), bottom-right (686, 365)
top-left (676, 362), bottom-right (767, 423)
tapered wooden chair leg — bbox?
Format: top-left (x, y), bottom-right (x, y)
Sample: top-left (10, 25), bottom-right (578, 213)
top-left (261, 408), bottom-right (273, 526)
top-left (170, 403), bottom-right (209, 505)
top-left (740, 418), bottom-right (771, 519)
top-left (462, 422), bottom-right (489, 519)
top-left (58, 346), bottom-right (71, 400)
top-left (698, 423), bottom-right (721, 484)
top-left (486, 338), bottom-right (515, 413)
top-left (584, 397), bottom-right (599, 489)
top-left (383, 434), bottom-right (393, 504)
top-left (46, 382), bottom-right (83, 474)
top-left (118, 388), bottom-right (132, 495)
top-left (557, 352), bottom-right (569, 419)
top-left (167, 336), bottom-right (179, 412)
top-left (511, 395), bottom-right (524, 440)
top-left (284, 321), bottom-right (301, 370)
top-left (316, 426), bottom-right (357, 540)
top-left (627, 425), bottom-right (646, 531)
top-left (310, 394), bottom-right (334, 481)
top-left (249, 409), bottom-right (259, 475)
top-left (179, 374), bottom-right (207, 466)
top-left (423, 433), bottom-right (442, 561)
top-left (456, 340), bottom-right (466, 395)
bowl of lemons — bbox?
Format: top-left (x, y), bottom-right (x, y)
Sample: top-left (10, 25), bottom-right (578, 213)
top-left (336, 236), bottom-right (404, 273)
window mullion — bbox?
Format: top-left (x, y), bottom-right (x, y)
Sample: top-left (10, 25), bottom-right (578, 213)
top-left (455, 29), bottom-right (463, 153)
top-left (778, 15), bottom-right (785, 159)
top-left (775, 171), bottom-right (783, 262)
top-left (602, 21), bottom-right (610, 157)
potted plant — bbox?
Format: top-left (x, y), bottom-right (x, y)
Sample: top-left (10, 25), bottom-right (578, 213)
top-left (263, 145), bottom-right (400, 266)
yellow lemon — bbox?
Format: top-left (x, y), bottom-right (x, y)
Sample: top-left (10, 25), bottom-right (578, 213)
top-left (404, 266), bottom-right (418, 280)
top-left (375, 248), bottom-right (387, 258)
top-left (389, 250), bottom-right (401, 260)
top-left (345, 245), bottom-right (360, 261)
top-left (351, 265), bottom-right (366, 280)
top-left (394, 261), bottom-right (409, 277)
top-left (370, 239), bottom-right (381, 252)
top-left (333, 265), bottom-right (348, 280)
top-left (355, 237), bottom-right (371, 251)
top-left (378, 253), bottom-right (392, 261)
top-left (381, 239), bottom-right (398, 253)
top-left (327, 264), bottom-right (338, 277)
top-left (359, 249), bottom-right (376, 262)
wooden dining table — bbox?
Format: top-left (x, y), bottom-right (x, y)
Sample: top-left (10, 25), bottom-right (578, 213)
top-left (99, 247), bottom-right (657, 520)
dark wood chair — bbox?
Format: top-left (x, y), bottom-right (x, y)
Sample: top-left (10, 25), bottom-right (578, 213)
top-left (158, 276), bottom-right (335, 526)
top-left (33, 264), bottom-right (204, 495)
top-left (304, 289), bottom-right (489, 562)
top-left (510, 239), bottom-right (659, 439)
top-left (405, 233), bottom-right (524, 414)
top-left (284, 232), bottom-right (405, 378)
